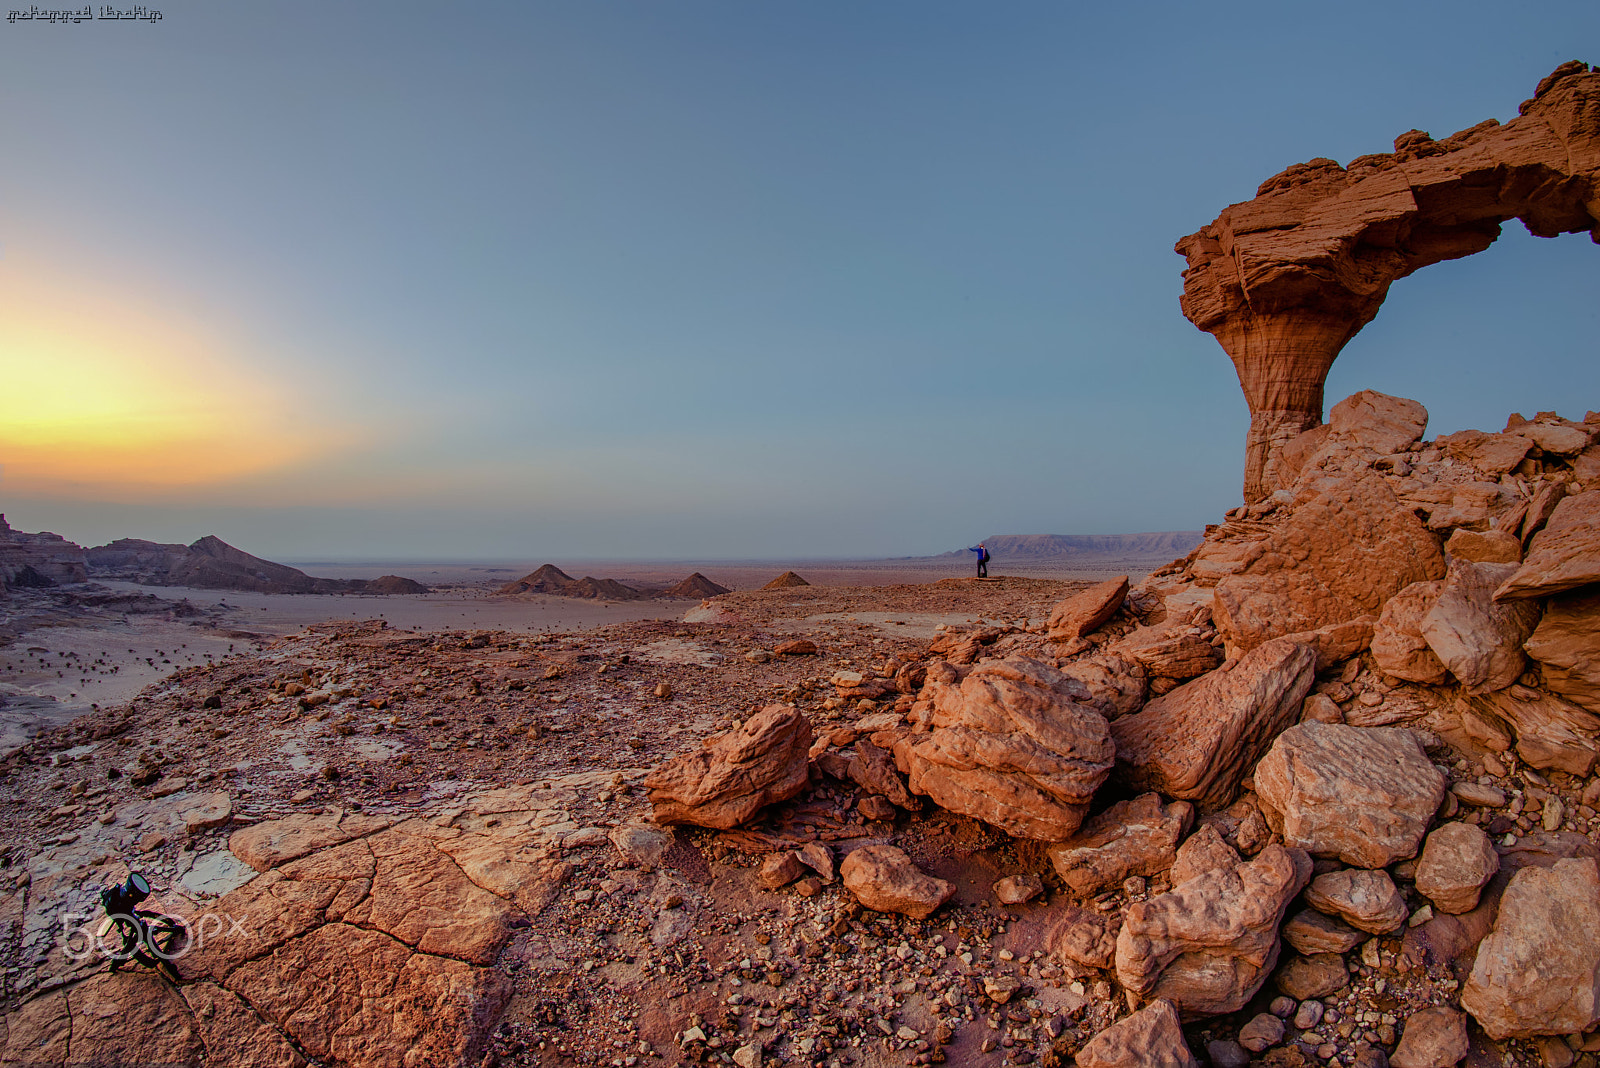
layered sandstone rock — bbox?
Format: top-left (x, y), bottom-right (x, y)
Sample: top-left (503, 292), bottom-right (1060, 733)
top-left (1115, 844), bottom-right (1312, 1016)
top-left (1389, 1006), bottom-right (1470, 1068)
top-left (839, 844), bottom-right (954, 919)
top-left (1112, 639), bottom-right (1317, 811)
top-left (1175, 63), bottom-right (1600, 500)
top-left (1047, 575), bottom-right (1128, 642)
top-left (1254, 721), bottom-right (1446, 868)
top-left (1496, 491), bottom-right (1600, 600)
top-left (1110, 622), bottom-right (1223, 680)
top-left (0, 514), bottom-right (88, 588)
top-left (1524, 589), bottom-right (1600, 713)
top-left (1213, 472), bottom-right (1445, 653)
top-left (1463, 688), bottom-right (1600, 776)
top-left (1420, 559), bottom-right (1542, 693)
top-left (644, 705), bottom-right (813, 829)
top-left (1075, 998), bottom-right (1199, 1068)
top-left (1371, 580), bottom-right (1450, 684)
top-left (1045, 792), bottom-right (1192, 896)
top-left (1303, 868), bottom-right (1408, 934)
top-left (904, 656), bottom-right (1116, 839)
top-left (1461, 857), bottom-right (1600, 1039)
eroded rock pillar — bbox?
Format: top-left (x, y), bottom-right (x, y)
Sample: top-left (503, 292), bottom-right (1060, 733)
top-left (1211, 311), bottom-right (1370, 501)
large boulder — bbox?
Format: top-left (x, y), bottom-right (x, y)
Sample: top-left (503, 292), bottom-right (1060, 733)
top-left (840, 844), bottom-right (954, 919)
top-left (1046, 793), bottom-right (1192, 896)
top-left (1075, 998), bottom-right (1199, 1068)
top-left (1371, 580), bottom-right (1450, 684)
top-left (1496, 491), bottom-right (1600, 600)
top-left (904, 656), bottom-right (1116, 839)
top-left (1421, 559), bottom-right (1542, 693)
top-left (644, 705), bottom-right (813, 829)
top-left (1048, 576), bottom-right (1129, 642)
top-left (1414, 822), bottom-right (1499, 915)
top-left (1437, 430), bottom-right (1532, 476)
top-left (1213, 472), bottom-right (1446, 654)
top-left (1115, 844), bottom-right (1312, 1017)
top-left (1327, 390), bottom-right (1429, 455)
top-left (1524, 589), bottom-right (1600, 714)
top-left (1253, 721), bottom-right (1446, 868)
top-left (1112, 639), bottom-right (1317, 811)
top-left (1111, 622), bottom-right (1223, 680)
top-left (1460, 857), bottom-right (1600, 1040)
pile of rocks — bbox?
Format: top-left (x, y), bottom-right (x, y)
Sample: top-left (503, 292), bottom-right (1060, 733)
top-left (640, 392), bottom-right (1600, 1067)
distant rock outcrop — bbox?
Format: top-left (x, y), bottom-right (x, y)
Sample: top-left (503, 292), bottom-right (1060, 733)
top-left (663, 572), bottom-right (730, 599)
top-left (1177, 61), bottom-right (1600, 501)
top-left (0, 514), bottom-right (89, 591)
top-left (499, 564), bottom-right (729, 601)
top-left (84, 534), bottom-right (425, 595)
top-left (762, 571), bottom-right (811, 589)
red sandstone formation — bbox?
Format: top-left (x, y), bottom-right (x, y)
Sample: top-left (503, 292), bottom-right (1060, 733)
top-left (1177, 61), bottom-right (1600, 501)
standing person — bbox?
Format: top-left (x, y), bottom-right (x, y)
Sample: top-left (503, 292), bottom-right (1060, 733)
top-left (968, 542), bottom-right (990, 579)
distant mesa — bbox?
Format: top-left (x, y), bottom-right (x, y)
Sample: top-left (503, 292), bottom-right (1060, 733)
top-left (497, 564), bottom-right (729, 601)
top-left (664, 572), bottom-right (731, 599)
top-left (762, 571), bottom-right (811, 589)
top-left (939, 533), bottom-right (1205, 561)
top-left (0, 514), bottom-right (90, 594)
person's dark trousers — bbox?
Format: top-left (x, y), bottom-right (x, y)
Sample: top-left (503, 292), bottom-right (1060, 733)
top-left (977, 560), bottom-right (987, 578)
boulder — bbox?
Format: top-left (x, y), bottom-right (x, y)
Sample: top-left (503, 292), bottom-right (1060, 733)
top-left (1389, 1005), bottom-right (1469, 1068)
top-left (1254, 721), bottom-right (1447, 868)
top-left (1524, 589), bottom-right (1600, 714)
top-left (1371, 581), bottom-right (1450, 684)
top-left (1464, 689), bottom-right (1599, 776)
top-left (1300, 692), bottom-right (1344, 724)
top-left (1075, 998), bottom-right (1199, 1068)
top-left (1327, 391), bottom-right (1429, 455)
top-left (1115, 844), bottom-right (1312, 1016)
top-left (1460, 857), bottom-right (1600, 1040)
top-left (1213, 473), bottom-right (1446, 654)
top-left (1058, 653), bottom-right (1150, 718)
top-left (1048, 576), bottom-right (1129, 642)
top-left (1110, 623), bottom-right (1222, 680)
top-left (1496, 491), bottom-right (1600, 600)
top-left (644, 705), bottom-right (813, 829)
top-left (774, 639), bottom-right (818, 656)
top-left (1512, 420), bottom-right (1595, 457)
top-left (797, 842), bottom-right (835, 882)
top-left (1279, 616), bottom-right (1377, 672)
top-left (1437, 430), bottom-right (1532, 476)
top-left (840, 844), bottom-right (954, 920)
top-left (1521, 479), bottom-right (1568, 543)
top-left (1414, 822), bottom-right (1499, 914)
top-left (1420, 559), bottom-right (1541, 693)
top-left (1444, 528), bottom-right (1522, 564)
top-left (904, 656), bottom-right (1116, 839)
top-left (1303, 868), bottom-right (1408, 934)
top-left (1046, 793), bottom-right (1192, 896)
top-left (1273, 953), bottom-right (1350, 1000)
top-left (1281, 909), bottom-right (1365, 956)
top-left (1112, 639), bottom-right (1317, 811)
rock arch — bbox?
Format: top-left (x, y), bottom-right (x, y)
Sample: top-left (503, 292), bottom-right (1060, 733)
top-left (1177, 61), bottom-right (1600, 502)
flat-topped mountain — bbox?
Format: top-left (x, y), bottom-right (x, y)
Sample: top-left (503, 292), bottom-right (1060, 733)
top-left (937, 532), bottom-right (1204, 561)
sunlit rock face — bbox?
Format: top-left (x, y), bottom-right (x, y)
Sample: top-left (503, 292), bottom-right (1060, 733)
top-left (1176, 61), bottom-right (1600, 502)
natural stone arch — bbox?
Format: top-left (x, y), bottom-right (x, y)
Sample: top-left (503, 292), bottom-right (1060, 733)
top-left (1177, 61), bottom-right (1600, 502)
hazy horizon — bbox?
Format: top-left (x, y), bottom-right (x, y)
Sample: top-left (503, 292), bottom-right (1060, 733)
top-left (4, 2), bottom-right (1597, 560)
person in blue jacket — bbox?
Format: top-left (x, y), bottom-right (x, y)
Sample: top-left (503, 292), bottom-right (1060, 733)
top-left (968, 542), bottom-right (990, 579)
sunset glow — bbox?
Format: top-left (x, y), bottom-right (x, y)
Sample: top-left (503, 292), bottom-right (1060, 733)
top-left (0, 275), bottom-right (327, 497)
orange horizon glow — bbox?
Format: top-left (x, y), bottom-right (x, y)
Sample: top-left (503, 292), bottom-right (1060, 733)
top-left (1, 268), bottom-right (347, 501)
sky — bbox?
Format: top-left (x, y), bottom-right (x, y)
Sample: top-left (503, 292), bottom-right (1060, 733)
top-left (2, 2), bottom-right (1597, 561)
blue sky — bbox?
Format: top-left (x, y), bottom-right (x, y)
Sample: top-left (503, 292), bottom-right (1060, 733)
top-left (2, 1), bottom-right (1596, 559)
